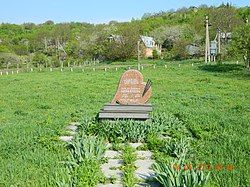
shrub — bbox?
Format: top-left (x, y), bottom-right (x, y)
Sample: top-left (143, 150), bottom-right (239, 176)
top-left (153, 49), bottom-right (160, 59)
top-left (68, 133), bottom-right (107, 163)
top-left (60, 133), bottom-right (107, 186)
top-left (163, 138), bottom-right (191, 160)
top-left (153, 161), bottom-right (210, 187)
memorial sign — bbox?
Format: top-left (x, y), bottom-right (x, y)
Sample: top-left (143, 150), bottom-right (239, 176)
top-left (99, 69), bottom-right (152, 120)
top-left (112, 70), bottom-right (152, 105)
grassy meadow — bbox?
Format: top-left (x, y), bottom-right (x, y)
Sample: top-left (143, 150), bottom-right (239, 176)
top-left (0, 61), bottom-right (249, 186)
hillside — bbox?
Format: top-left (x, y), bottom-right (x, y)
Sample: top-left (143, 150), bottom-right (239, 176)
top-left (0, 4), bottom-right (249, 69)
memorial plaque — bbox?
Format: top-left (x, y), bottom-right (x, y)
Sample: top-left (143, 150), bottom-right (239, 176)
top-left (112, 70), bottom-right (152, 105)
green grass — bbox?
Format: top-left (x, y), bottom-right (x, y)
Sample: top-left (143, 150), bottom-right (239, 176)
top-left (121, 144), bottom-right (138, 187)
top-left (0, 61), bottom-right (249, 186)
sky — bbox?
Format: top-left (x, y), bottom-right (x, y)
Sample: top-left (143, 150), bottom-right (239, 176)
top-left (0, 0), bottom-right (249, 24)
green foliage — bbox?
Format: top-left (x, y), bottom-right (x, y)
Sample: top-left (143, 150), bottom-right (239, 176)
top-left (122, 144), bottom-right (137, 165)
top-left (78, 113), bottom-right (186, 143)
top-left (62, 133), bottom-right (107, 186)
top-left (153, 49), bottom-right (160, 59)
top-left (0, 52), bottom-right (19, 68)
top-left (121, 144), bottom-right (138, 187)
top-left (0, 61), bottom-right (249, 186)
top-left (154, 136), bottom-right (209, 187)
top-left (153, 161), bottom-right (210, 187)
top-left (33, 52), bottom-right (48, 67)
top-left (229, 24), bottom-right (250, 69)
top-left (68, 133), bottom-right (106, 163)
top-left (163, 138), bottom-right (191, 160)
top-left (76, 159), bottom-right (104, 187)
top-left (0, 5), bottom-right (248, 65)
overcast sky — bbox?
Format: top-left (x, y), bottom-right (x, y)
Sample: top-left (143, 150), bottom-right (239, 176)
top-left (0, 0), bottom-right (249, 24)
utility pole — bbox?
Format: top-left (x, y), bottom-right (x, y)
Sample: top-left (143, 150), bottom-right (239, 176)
top-left (218, 28), bottom-right (221, 54)
top-left (205, 16), bottom-right (211, 63)
top-left (137, 40), bottom-right (141, 70)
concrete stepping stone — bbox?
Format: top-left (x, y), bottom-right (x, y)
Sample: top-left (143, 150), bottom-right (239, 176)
top-left (136, 151), bottom-right (152, 159)
top-left (129, 143), bottom-right (143, 149)
top-left (59, 136), bottom-right (73, 142)
top-left (105, 159), bottom-right (123, 168)
top-left (97, 183), bottom-right (123, 187)
top-left (69, 122), bottom-right (80, 126)
top-left (101, 166), bottom-right (123, 179)
top-left (104, 150), bottom-right (122, 159)
top-left (101, 159), bottom-right (123, 178)
top-left (67, 124), bottom-right (77, 132)
top-left (135, 160), bottom-right (155, 180)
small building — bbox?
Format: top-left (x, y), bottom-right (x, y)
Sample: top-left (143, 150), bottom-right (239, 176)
top-left (139, 36), bottom-right (161, 58)
top-left (210, 41), bottom-right (218, 56)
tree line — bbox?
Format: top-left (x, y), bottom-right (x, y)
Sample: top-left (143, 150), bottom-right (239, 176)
top-left (0, 3), bottom-right (249, 69)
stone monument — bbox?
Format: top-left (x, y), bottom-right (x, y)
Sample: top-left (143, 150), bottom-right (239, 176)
top-left (99, 69), bottom-right (152, 120)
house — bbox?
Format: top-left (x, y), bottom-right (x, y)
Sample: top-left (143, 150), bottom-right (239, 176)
top-left (139, 36), bottom-right (161, 58)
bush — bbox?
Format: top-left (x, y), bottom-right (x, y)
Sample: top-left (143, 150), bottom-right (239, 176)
top-left (60, 133), bottom-right (107, 186)
top-left (153, 160), bottom-right (210, 187)
top-left (153, 49), bottom-right (160, 59)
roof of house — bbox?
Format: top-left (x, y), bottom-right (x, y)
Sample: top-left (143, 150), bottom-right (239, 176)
top-left (140, 36), bottom-right (155, 48)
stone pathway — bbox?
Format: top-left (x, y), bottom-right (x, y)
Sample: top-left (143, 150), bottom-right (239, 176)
top-left (59, 122), bottom-right (79, 142)
top-left (99, 149), bottom-right (123, 187)
top-left (59, 125), bottom-right (159, 186)
top-left (99, 143), bottom-right (159, 187)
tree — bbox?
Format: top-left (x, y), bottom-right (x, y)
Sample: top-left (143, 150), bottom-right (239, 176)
top-left (210, 5), bottom-right (242, 34)
top-left (0, 52), bottom-right (19, 69)
top-left (230, 24), bottom-right (250, 69)
top-left (33, 52), bottom-right (47, 67)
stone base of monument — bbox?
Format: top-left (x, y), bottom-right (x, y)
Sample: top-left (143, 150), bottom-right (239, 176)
top-left (98, 103), bottom-right (152, 120)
